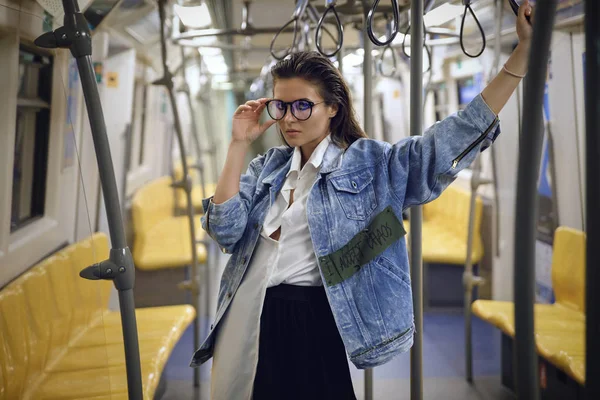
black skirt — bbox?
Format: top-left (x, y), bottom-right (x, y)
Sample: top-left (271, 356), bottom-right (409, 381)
top-left (252, 284), bottom-right (357, 400)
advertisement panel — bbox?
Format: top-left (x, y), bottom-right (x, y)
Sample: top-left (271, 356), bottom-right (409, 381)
top-left (535, 80), bottom-right (558, 304)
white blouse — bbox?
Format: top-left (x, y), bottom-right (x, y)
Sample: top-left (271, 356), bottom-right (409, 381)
top-left (210, 135), bottom-right (333, 399)
top-left (261, 134), bottom-right (332, 287)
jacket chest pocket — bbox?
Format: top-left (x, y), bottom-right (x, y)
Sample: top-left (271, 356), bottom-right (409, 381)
top-left (330, 168), bottom-right (377, 221)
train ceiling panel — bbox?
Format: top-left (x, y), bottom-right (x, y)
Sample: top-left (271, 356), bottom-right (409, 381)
top-left (124, 8), bottom-right (160, 45)
top-left (102, 0), bottom-right (154, 28)
top-left (35, 0), bottom-right (94, 19)
top-left (72, 0), bottom-right (584, 83)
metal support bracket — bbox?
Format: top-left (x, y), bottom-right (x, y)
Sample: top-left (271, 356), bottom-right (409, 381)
top-left (80, 247), bottom-right (136, 291)
top-left (170, 176), bottom-right (193, 194)
top-left (35, 12), bottom-right (91, 58)
top-left (152, 71), bottom-right (175, 90)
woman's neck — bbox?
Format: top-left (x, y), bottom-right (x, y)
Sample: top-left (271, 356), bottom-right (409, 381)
top-left (299, 133), bottom-right (329, 167)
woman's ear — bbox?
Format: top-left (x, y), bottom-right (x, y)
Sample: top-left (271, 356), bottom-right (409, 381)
top-left (329, 104), bottom-right (338, 119)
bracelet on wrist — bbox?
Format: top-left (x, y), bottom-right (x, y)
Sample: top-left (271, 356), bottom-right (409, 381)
top-left (503, 63), bottom-right (526, 78)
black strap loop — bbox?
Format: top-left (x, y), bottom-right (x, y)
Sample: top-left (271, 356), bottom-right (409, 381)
top-left (270, 17), bottom-right (300, 60)
top-left (378, 44), bottom-right (397, 77)
top-left (401, 22), bottom-right (430, 73)
top-left (460, 2), bottom-right (486, 58)
top-left (367, 0), bottom-right (400, 46)
top-left (316, 5), bottom-right (344, 57)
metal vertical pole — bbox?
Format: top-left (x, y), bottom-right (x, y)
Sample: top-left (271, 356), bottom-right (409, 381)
top-left (155, 0), bottom-right (202, 389)
top-left (196, 61), bottom-right (221, 185)
top-left (362, 3), bottom-right (374, 399)
top-left (584, 1), bottom-right (600, 398)
top-left (78, 51), bottom-right (144, 400)
top-left (180, 46), bottom-right (207, 194)
top-left (490, 0), bottom-right (502, 259)
top-left (121, 124), bottom-right (133, 215)
top-left (34, 1), bottom-right (144, 398)
top-left (179, 46), bottom-right (212, 339)
top-left (513, 1), bottom-right (558, 399)
top-left (465, 1), bottom-right (503, 380)
top-left (409, 0), bottom-right (424, 399)
top-left (463, 155), bottom-right (488, 383)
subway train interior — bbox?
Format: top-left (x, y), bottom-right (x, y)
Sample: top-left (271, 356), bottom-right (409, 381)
top-left (0, 0), bottom-right (597, 399)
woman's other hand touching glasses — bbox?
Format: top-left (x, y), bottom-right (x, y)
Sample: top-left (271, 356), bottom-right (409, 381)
top-left (232, 98), bottom-right (278, 146)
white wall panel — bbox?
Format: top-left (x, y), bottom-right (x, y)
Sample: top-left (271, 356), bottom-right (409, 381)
top-left (96, 48), bottom-right (136, 241)
top-left (547, 31), bottom-right (584, 231)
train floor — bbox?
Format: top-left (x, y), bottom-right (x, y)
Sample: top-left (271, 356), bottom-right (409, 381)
top-left (160, 310), bottom-right (514, 399)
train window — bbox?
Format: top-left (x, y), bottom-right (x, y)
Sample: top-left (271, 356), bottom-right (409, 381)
top-left (10, 46), bottom-right (53, 232)
top-left (456, 73), bottom-right (484, 109)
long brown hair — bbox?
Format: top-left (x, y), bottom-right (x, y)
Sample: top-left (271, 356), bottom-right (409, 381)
top-left (270, 51), bottom-right (368, 149)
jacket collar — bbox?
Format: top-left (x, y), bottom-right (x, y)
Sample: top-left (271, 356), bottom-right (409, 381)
top-left (286, 134), bottom-right (332, 178)
top-left (261, 140), bottom-right (345, 187)
top-left (319, 141), bottom-right (344, 174)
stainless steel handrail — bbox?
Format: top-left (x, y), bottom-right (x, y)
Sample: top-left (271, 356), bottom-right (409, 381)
top-left (155, 0), bottom-right (203, 390)
top-left (513, 1), bottom-right (559, 399)
top-left (409, 0), bottom-right (425, 399)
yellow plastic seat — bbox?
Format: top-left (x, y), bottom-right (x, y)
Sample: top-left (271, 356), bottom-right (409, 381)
top-left (405, 184), bottom-right (484, 265)
top-left (0, 233), bottom-right (196, 399)
top-left (472, 301), bottom-right (584, 336)
top-left (172, 157), bottom-right (217, 211)
top-left (472, 226), bottom-right (586, 385)
top-left (131, 176), bottom-right (208, 270)
top-left (176, 182), bottom-right (218, 211)
top-left (134, 215), bottom-right (208, 270)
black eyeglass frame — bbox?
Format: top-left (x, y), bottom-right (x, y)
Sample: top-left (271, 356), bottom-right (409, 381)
top-left (265, 99), bottom-right (325, 121)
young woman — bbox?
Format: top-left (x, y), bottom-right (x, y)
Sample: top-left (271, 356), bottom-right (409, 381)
top-left (191, 2), bottom-right (534, 399)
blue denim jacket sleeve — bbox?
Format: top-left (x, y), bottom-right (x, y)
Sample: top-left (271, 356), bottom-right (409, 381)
top-left (386, 93), bottom-right (500, 208)
top-left (200, 153), bottom-right (266, 253)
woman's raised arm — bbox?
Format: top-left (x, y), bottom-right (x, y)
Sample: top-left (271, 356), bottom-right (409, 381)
top-left (481, 0), bottom-right (533, 114)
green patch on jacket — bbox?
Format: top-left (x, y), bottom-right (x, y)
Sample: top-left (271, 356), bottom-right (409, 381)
top-left (319, 206), bottom-right (406, 286)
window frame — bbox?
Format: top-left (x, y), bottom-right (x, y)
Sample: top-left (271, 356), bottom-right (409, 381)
top-left (125, 61), bottom-right (153, 199)
top-left (0, 33), bottom-right (70, 288)
top-left (10, 44), bottom-right (54, 233)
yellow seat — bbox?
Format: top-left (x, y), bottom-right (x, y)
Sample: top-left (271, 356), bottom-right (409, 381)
top-left (172, 157), bottom-right (217, 211)
top-left (132, 176), bottom-right (207, 270)
top-left (0, 233), bottom-right (195, 399)
top-left (472, 226), bottom-right (586, 384)
top-left (176, 182), bottom-right (217, 211)
top-left (471, 301), bottom-right (584, 337)
top-left (405, 184), bottom-right (484, 265)
top-left (135, 217), bottom-right (208, 270)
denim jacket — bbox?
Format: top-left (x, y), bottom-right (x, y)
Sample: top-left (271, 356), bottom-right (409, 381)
top-left (190, 94), bottom-right (500, 369)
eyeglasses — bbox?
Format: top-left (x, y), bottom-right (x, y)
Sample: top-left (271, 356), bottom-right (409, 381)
top-left (265, 99), bottom-right (324, 121)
